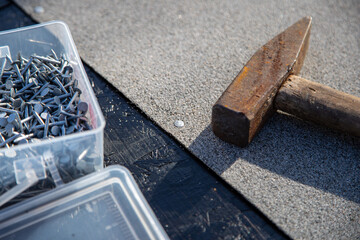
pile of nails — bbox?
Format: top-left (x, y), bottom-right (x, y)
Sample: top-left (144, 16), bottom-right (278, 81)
top-left (0, 50), bottom-right (91, 148)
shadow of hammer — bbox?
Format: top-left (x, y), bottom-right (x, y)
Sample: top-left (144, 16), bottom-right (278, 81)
top-left (212, 17), bottom-right (360, 147)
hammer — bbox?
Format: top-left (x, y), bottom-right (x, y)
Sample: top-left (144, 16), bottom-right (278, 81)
top-left (212, 17), bottom-right (360, 147)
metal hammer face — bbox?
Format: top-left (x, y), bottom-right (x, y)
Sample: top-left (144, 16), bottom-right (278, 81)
top-left (212, 17), bottom-right (312, 147)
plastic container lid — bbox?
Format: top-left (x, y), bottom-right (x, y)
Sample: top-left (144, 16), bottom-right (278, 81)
top-left (0, 166), bottom-right (169, 240)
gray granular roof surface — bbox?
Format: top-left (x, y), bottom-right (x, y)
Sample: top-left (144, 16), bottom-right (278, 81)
top-left (16, 0), bottom-right (360, 239)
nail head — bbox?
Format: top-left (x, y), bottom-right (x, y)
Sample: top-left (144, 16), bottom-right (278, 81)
top-left (40, 87), bottom-right (50, 97)
top-left (5, 80), bottom-right (13, 90)
top-left (174, 120), bottom-right (184, 128)
top-left (34, 6), bottom-right (44, 14)
top-left (34, 103), bottom-right (44, 114)
top-left (54, 96), bottom-right (61, 105)
top-left (7, 113), bottom-right (17, 123)
top-left (40, 112), bottom-right (48, 120)
top-left (51, 125), bottom-right (60, 136)
top-left (53, 88), bottom-right (62, 96)
top-left (78, 102), bottom-right (88, 113)
top-left (13, 99), bottom-right (22, 109)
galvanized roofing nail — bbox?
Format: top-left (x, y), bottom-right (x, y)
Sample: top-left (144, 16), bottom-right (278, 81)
top-left (47, 63), bottom-right (62, 74)
top-left (66, 125), bottom-right (75, 134)
top-left (34, 5), bottom-right (44, 13)
top-left (63, 79), bottom-right (75, 88)
top-left (5, 80), bottom-right (13, 90)
top-left (33, 55), bottom-right (60, 65)
top-left (41, 92), bottom-right (71, 104)
top-left (68, 104), bottom-right (75, 113)
top-left (77, 102), bottom-right (88, 114)
top-left (30, 77), bottom-right (39, 86)
top-left (65, 91), bottom-right (79, 110)
top-left (5, 123), bottom-right (14, 136)
top-left (174, 120), bottom-right (184, 128)
top-left (5, 55), bottom-right (12, 64)
top-left (43, 113), bottom-right (50, 138)
top-left (63, 65), bottom-right (73, 75)
top-left (0, 107), bottom-right (20, 114)
top-left (16, 138), bottom-right (28, 145)
top-left (13, 98), bottom-right (22, 109)
top-left (10, 88), bottom-right (15, 98)
top-left (0, 103), bottom-right (10, 108)
top-left (52, 87), bottom-right (62, 96)
top-left (40, 112), bottom-right (48, 120)
top-left (15, 81), bottom-right (35, 95)
top-left (24, 69), bottom-right (30, 84)
top-left (51, 125), bottom-right (60, 136)
top-left (0, 132), bottom-right (9, 148)
top-left (0, 132), bottom-right (20, 147)
top-left (54, 96), bottom-right (61, 105)
top-left (53, 76), bottom-right (68, 94)
top-left (0, 90), bottom-right (10, 94)
top-left (13, 133), bottom-right (34, 144)
top-left (24, 105), bottom-right (29, 118)
top-left (12, 79), bottom-right (23, 84)
top-left (4, 95), bottom-right (14, 103)
top-left (60, 110), bottom-right (80, 118)
top-left (36, 130), bottom-right (44, 138)
top-left (15, 112), bottom-right (23, 132)
top-left (61, 125), bottom-right (66, 136)
top-left (20, 57), bottom-right (33, 75)
top-left (29, 82), bottom-right (50, 101)
top-left (0, 117), bottom-right (7, 127)
top-left (20, 115), bottom-right (34, 124)
top-left (58, 114), bottom-right (66, 121)
top-left (50, 49), bottom-right (58, 60)
top-left (7, 113), bottom-right (17, 124)
top-left (33, 111), bottom-right (45, 125)
top-left (32, 120), bottom-right (66, 130)
top-left (40, 87), bottom-right (50, 97)
top-left (13, 63), bottom-right (24, 82)
top-left (34, 103), bottom-right (44, 114)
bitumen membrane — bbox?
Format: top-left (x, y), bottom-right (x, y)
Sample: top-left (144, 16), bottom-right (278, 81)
top-left (14, 0), bottom-right (360, 239)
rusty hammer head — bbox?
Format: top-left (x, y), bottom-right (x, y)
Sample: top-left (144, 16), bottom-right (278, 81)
top-left (211, 17), bottom-right (312, 147)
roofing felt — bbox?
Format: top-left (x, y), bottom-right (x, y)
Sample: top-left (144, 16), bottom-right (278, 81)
top-left (15, 0), bottom-right (360, 239)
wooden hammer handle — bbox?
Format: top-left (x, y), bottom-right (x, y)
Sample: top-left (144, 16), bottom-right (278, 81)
top-left (274, 75), bottom-right (360, 136)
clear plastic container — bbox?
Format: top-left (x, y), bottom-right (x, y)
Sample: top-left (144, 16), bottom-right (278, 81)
top-left (0, 166), bottom-right (169, 240)
top-left (0, 21), bottom-right (105, 189)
